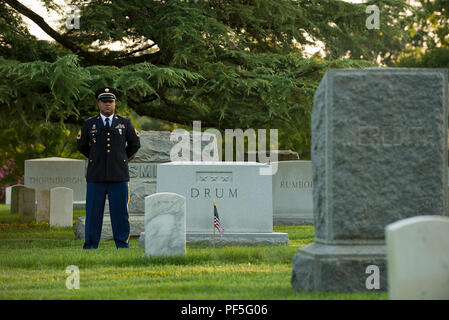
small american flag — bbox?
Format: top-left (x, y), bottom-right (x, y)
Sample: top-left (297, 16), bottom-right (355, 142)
top-left (214, 203), bottom-right (224, 237)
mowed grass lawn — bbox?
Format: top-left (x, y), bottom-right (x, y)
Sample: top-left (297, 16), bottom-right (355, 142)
top-left (0, 204), bottom-right (387, 300)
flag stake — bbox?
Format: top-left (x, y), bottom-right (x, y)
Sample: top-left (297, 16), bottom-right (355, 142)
top-left (213, 200), bottom-right (215, 248)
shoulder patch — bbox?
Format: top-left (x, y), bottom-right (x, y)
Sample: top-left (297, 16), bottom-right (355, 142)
top-left (77, 129), bottom-right (82, 140)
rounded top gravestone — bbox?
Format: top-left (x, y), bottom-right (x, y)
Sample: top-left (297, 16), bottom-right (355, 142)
top-left (386, 215), bottom-right (449, 300)
top-left (144, 192), bottom-right (186, 257)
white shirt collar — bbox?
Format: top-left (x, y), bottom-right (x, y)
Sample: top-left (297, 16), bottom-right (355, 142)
top-left (100, 113), bottom-right (114, 126)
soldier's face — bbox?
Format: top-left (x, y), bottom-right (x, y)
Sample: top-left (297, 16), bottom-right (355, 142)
top-left (98, 100), bottom-right (116, 117)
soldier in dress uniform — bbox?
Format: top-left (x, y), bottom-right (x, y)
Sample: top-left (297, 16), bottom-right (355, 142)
top-left (77, 87), bottom-right (141, 249)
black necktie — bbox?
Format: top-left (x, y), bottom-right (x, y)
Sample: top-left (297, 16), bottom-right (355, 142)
top-left (105, 117), bottom-right (110, 129)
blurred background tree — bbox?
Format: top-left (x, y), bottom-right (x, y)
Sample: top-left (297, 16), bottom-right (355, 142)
top-left (395, 0), bottom-right (449, 68)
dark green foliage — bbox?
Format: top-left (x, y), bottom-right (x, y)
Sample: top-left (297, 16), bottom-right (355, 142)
top-left (396, 47), bottom-right (449, 68)
top-left (0, 0), bottom-right (416, 188)
top-left (410, 0), bottom-right (449, 49)
top-left (393, 1), bottom-right (449, 70)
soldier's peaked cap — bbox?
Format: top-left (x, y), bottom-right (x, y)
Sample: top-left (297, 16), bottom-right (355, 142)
top-left (95, 87), bottom-right (119, 101)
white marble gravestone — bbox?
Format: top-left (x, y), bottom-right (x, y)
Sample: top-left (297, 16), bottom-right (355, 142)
top-left (272, 161), bottom-right (313, 225)
top-left (36, 190), bottom-right (50, 223)
top-left (143, 161), bottom-right (288, 245)
top-left (145, 192), bottom-right (186, 256)
top-left (5, 186), bottom-right (11, 205)
top-left (50, 187), bottom-right (73, 227)
top-left (386, 216), bottom-right (449, 300)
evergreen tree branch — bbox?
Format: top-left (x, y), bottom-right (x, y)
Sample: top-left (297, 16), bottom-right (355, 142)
top-left (2, 0), bottom-right (160, 66)
top-left (3, 0), bottom-right (87, 56)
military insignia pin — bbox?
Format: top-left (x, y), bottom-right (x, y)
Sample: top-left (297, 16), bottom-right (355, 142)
top-left (92, 124), bottom-right (96, 130)
top-left (115, 124), bottom-right (125, 134)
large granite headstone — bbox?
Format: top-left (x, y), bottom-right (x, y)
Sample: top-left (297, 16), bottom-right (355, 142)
top-left (272, 161), bottom-right (313, 225)
top-left (127, 130), bottom-right (219, 214)
top-left (74, 130), bottom-right (219, 240)
top-left (386, 216), bottom-right (449, 300)
top-left (244, 150), bottom-right (299, 163)
top-left (144, 192), bottom-right (186, 256)
top-left (291, 68), bottom-right (448, 292)
top-left (24, 157), bottom-right (86, 204)
top-left (140, 161), bottom-right (288, 246)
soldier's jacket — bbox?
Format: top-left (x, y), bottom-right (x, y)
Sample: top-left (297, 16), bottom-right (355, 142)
top-left (77, 114), bottom-right (141, 182)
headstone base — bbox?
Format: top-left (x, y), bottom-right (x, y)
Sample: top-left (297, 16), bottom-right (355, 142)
top-left (273, 212), bottom-right (313, 225)
top-left (291, 242), bottom-right (387, 292)
top-left (73, 201), bottom-right (86, 210)
top-left (138, 231), bottom-right (288, 247)
top-left (74, 214), bottom-right (144, 240)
